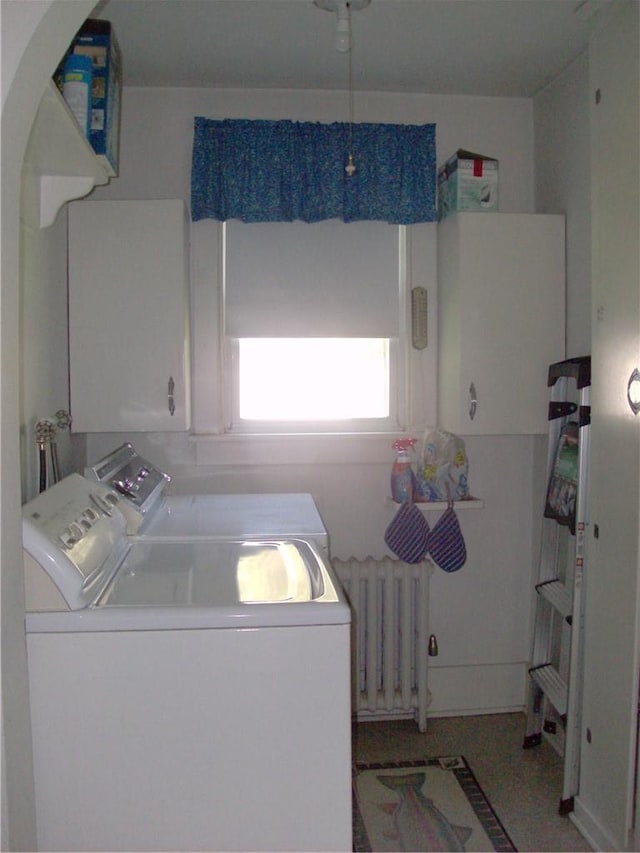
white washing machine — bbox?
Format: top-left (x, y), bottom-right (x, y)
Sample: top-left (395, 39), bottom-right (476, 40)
top-left (23, 474), bottom-right (352, 852)
top-left (85, 443), bottom-right (329, 545)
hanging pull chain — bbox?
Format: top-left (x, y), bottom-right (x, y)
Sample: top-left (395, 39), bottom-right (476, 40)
top-left (345, 6), bottom-right (356, 176)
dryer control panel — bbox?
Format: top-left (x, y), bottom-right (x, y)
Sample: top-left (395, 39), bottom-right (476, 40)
top-left (86, 442), bottom-right (170, 516)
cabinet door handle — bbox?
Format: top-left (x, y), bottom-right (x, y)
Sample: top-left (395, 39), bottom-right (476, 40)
top-left (627, 368), bottom-right (640, 415)
top-left (469, 382), bottom-right (477, 421)
top-left (168, 376), bottom-right (176, 416)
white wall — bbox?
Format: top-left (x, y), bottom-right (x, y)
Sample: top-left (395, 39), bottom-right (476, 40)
top-left (78, 85), bottom-right (545, 715)
top-left (2, 3), bottom-right (97, 848)
top-left (534, 51), bottom-right (591, 359)
top-left (92, 86), bottom-right (535, 210)
top-left (20, 213), bottom-right (76, 500)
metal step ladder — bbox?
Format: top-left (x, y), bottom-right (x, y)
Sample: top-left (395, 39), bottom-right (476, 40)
top-left (523, 356), bottom-right (591, 816)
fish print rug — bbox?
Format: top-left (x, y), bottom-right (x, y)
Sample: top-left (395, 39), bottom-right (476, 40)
top-left (353, 756), bottom-right (516, 852)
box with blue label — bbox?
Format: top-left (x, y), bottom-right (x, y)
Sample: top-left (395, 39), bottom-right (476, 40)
top-left (72, 19), bottom-right (121, 175)
top-left (438, 150), bottom-right (498, 220)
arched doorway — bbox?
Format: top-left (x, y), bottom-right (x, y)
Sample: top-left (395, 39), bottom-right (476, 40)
top-left (1, 3), bottom-right (96, 848)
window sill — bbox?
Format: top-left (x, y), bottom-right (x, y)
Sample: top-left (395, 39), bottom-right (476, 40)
top-left (190, 431), bottom-right (410, 466)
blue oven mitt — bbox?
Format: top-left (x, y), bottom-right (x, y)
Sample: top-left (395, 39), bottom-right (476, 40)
top-left (427, 504), bottom-right (466, 572)
top-left (384, 502), bottom-right (430, 564)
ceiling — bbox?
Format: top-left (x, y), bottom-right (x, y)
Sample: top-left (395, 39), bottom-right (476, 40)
top-left (94, 0), bottom-right (612, 98)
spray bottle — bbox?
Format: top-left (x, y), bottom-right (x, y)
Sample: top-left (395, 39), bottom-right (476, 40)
top-left (391, 438), bottom-right (416, 503)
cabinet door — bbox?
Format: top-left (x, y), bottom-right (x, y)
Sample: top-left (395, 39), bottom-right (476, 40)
top-left (577, 5), bottom-right (640, 850)
top-left (68, 200), bottom-right (190, 432)
top-left (438, 213), bottom-right (565, 434)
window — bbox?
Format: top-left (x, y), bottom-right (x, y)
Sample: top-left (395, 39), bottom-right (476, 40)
top-left (237, 337), bottom-right (390, 420)
top-left (222, 219), bottom-right (408, 434)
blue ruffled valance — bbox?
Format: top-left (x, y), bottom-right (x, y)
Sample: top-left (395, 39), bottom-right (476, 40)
top-left (191, 117), bottom-right (437, 224)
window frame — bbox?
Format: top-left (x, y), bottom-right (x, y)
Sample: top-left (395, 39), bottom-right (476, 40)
top-left (223, 336), bottom-right (407, 435)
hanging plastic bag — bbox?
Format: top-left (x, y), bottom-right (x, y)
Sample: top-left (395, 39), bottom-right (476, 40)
top-left (415, 428), bottom-right (470, 502)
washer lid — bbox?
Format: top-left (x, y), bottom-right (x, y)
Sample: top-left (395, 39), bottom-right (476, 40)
top-left (98, 538), bottom-right (338, 608)
top-left (140, 493), bottom-right (327, 543)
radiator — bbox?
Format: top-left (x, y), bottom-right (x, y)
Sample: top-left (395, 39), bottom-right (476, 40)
top-left (332, 557), bottom-right (431, 732)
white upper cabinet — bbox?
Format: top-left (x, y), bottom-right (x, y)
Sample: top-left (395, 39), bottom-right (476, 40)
top-left (437, 213), bottom-right (566, 434)
top-left (68, 199), bottom-right (191, 432)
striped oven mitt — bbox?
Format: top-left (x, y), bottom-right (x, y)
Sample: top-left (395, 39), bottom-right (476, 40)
top-left (384, 502), bottom-right (430, 564)
top-left (427, 504), bottom-right (466, 572)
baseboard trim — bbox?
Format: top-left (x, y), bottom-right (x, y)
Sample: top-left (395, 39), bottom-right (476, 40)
top-left (428, 705), bottom-right (525, 718)
top-left (571, 796), bottom-right (618, 852)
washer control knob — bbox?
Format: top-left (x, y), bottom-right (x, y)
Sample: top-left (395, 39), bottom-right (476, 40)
top-left (113, 479), bottom-right (139, 501)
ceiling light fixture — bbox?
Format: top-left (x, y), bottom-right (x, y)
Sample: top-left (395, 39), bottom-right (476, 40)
top-left (314, 0), bottom-right (371, 176)
top-left (335, 2), bottom-right (351, 52)
top-left (314, 0), bottom-right (371, 53)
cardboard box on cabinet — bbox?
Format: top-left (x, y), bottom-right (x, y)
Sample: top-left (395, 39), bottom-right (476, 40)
top-left (438, 150), bottom-right (499, 220)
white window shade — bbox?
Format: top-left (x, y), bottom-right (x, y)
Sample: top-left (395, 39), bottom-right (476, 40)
top-left (224, 220), bottom-right (401, 338)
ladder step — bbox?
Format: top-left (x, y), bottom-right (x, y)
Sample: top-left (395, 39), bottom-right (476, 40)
top-left (529, 664), bottom-right (568, 716)
top-left (536, 579), bottom-right (572, 621)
